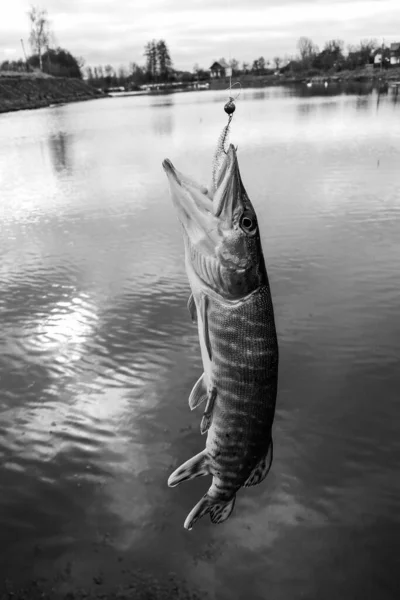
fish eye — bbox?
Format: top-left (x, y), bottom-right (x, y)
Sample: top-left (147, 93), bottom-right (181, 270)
top-left (240, 213), bottom-right (257, 234)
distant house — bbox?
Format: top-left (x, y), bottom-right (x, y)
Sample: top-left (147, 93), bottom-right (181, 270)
top-left (210, 59), bottom-right (229, 78)
top-left (279, 60), bottom-right (299, 74)
top-left (373, 49), bottom-right (391, 69)
top-left (390, 42), bottom-right (400, 65)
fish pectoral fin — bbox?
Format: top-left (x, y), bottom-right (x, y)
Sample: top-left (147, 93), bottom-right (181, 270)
top-left (200, 294), bottom-right (212, 360)
top-left (188, 373), bottom-right (207, 410)
top-left (184, 493), bottom-right (236, 530)
top-left (200, 387), bottom-right (217, 435)
top-left (244, 438), bottom-right (274, 487)
top-left (187, 293), bottom-right (197, 323)
top-left (168, 450), bottom-right (209, 488)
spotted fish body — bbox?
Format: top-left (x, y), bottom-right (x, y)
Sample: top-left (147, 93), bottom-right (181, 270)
top-left (163, 134), bottom-right (279, 530)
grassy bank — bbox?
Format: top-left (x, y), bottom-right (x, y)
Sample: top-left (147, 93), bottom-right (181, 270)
top-left (209, 66), bottom-right (400, 89)
top-left (0, 73), bottom-right (106, 114)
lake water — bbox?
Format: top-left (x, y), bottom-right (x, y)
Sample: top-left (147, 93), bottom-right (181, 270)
top-left (0, 84), bottom-right (399, 599)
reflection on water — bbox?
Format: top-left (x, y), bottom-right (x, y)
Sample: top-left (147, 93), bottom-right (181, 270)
top-left (250, 89), bottom-right (268, 101)
top-left (152, 112), bottom-right (174, 137)
top-left (0, 84), bottom-right (400, 599)
top-left (292, 80), bottom-right (375, 98)
top-left (48, 131), bottom-right (71, 173)
top-left (149, 94), bottom-right (175, 108)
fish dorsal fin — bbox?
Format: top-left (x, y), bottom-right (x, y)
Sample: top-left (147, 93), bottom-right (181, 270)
top-left (187, 293), bottom-right (197, 323)
top-left (244, 439), bottom-right (274, 487)
top-left (188, 373), bottom-right (207, 410)
top-left (200, 294), bottom-right (212, 360)
top-left (200, 387), bottom-right (217, 435)
top-left (167, 450), bottom-right (209, 488)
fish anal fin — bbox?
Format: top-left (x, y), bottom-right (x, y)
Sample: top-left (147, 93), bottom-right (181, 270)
top-left (168, 450), bottom-right (209, 488)
top-left (187, 293), bottom-right (197, 323)
top-left (210, 496), bottom-right (236, 524)
top-left (200, 295), bottom-right (212, 360)
top-left (244, 439), bottom-right (273, 487)
top-left (200, 387), bottom-right (217, 435)
top-left (184, 493), bottom-right (236, 530)
top-left (188, 374), bottom-right (207, 410)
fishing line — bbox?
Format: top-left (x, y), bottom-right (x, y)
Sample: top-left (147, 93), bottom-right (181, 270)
top-left (212, 0), bottom-right (242, 163)
top-left (223, 0), bottom-right (238, 122)
top-left (220, 0), bottom-right (243, 152)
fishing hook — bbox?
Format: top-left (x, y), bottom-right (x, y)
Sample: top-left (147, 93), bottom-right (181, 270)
top-left (224, 81), bottom-right (242, 121)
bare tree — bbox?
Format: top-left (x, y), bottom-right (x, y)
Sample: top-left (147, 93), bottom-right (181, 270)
top-left (273, 56), bottom-right (282, 69)
top-left (297, 36), bottom-right (318, 65)
top-left (129, 62), bottom-right (145, 86)
top-left (252, 56), bottom-right (265, 74)
top-left (28, 5), bottom-right (50, 70)
top-left (325, 39), bottom-right (344, 55)
top-left (144, 40), bottom-right (157, 80)
top-left (229, 58), bottom-right (239, 74)
top-left (359, 38), bottom-right (378, 62)
top-left (156, 40), bottom-right (172, 81)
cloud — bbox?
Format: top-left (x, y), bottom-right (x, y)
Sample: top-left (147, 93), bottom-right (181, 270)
top-left (1, 0), bottom-right (399, 70)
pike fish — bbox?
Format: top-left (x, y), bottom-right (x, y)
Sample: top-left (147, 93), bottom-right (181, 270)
top-left (162, 126), bottom-right (279, 530)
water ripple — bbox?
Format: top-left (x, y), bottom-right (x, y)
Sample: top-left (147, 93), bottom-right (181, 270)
top-left (0, 86), bottom-right (399, 598)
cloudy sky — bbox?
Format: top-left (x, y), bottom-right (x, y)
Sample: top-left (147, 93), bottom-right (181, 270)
top-left (2, 0), bottom-right (400, 71)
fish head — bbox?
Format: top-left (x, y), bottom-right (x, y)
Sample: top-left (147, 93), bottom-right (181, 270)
top-left (163, 144), bottom-right (267, 300)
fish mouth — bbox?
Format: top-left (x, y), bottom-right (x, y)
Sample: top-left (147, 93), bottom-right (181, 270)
top-left (162, 144), bottom-right (242, 230)
top-left (162, 158), bottom-right (213, 235)
top-left (162, 159), bottom-right (182, 187)
top-left (163, 145), bottom-right (264, 298)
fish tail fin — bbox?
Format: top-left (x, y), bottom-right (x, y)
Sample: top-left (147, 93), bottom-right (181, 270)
top-left (168, 450), bottom-right (209, 488)
top-left (184, 493), bottom-right (236, 531)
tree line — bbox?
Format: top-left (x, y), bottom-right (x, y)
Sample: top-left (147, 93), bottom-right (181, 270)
top-left (84, 39), bottom-right (174, 89)
top-left (206, 37), bottom-right (389, 78)
top-left (84, 36), bottom-right (393, 92)
top-left (287, 37), bottom-right (388, 73)
top-left (0, 6), bottom-right (394, 87)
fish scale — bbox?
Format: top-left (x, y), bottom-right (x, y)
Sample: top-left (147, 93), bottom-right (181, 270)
top-left (204, 286), bottom-right (278, 481)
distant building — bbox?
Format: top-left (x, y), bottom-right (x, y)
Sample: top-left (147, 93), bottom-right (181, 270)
top-left (209, 59), bottom-right (229, 78)
top-left (390, 42), bottom-right (400, 65)
top-left (195, 82), bottom-right (210, 90)
top-left (373, 49), bottom-right (391, 69)
top-left (279, 60), bottom-right (298, 73)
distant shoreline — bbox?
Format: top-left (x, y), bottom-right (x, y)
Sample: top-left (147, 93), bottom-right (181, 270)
top-left (1, 68), bottom-right (399, 115)
top-left (208, 66), bottom-right (400, 89)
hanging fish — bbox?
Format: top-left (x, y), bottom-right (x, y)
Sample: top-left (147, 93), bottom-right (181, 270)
top-left (162, 130), bottom-right (279, 530)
